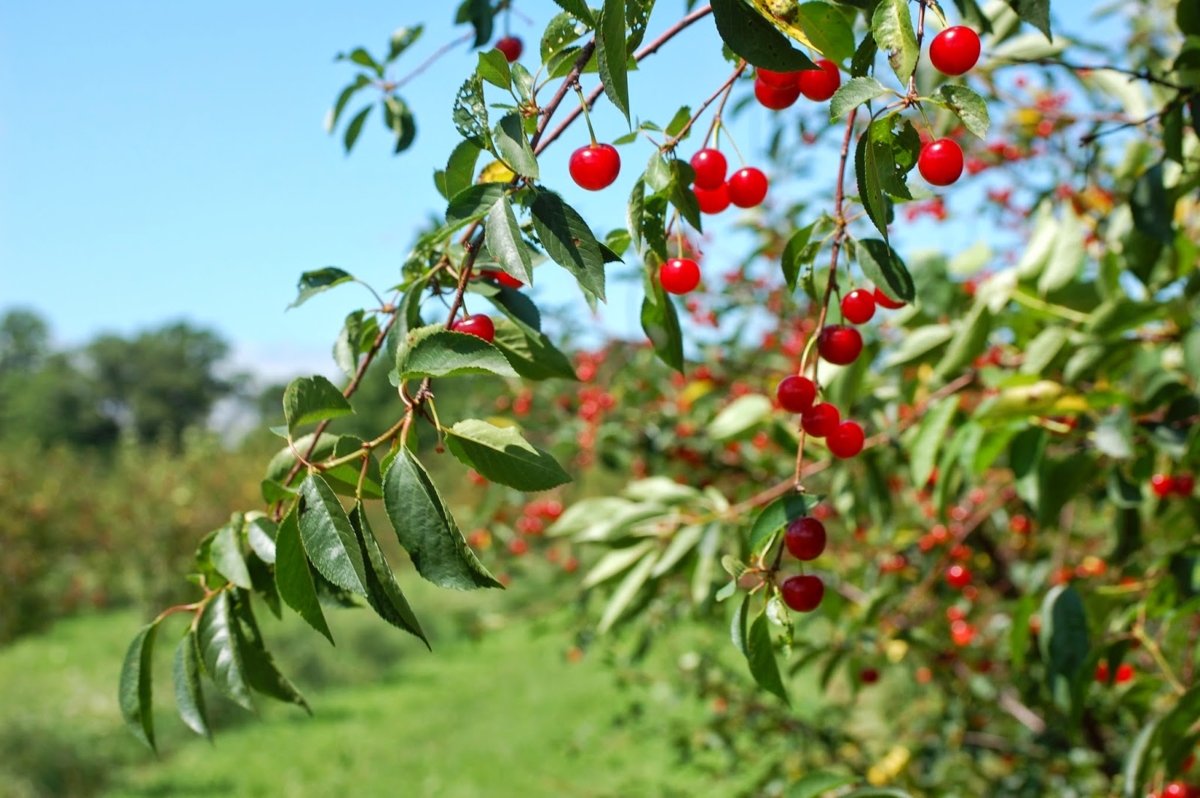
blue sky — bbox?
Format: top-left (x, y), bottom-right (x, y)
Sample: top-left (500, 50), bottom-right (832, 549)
top-left (0, 0), bottom-right (1104, 380)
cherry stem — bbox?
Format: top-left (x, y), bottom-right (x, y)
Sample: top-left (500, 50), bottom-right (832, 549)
top-left (720, 120), bottom-right (747, 166)
top-left (907, 0), bottom-right (928, 99)
top-left (573, 83), bottom-right (600, 147)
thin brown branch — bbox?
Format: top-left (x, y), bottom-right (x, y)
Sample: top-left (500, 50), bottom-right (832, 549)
top-left (665, 60), bottom-right (748, 149)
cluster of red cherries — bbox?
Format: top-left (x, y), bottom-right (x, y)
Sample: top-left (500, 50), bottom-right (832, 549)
top-left (1150, 472), bottom-right (1195, 499)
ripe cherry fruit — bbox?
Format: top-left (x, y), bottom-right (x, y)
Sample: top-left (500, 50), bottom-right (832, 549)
top-left (818, 325), bottom-right (863, 366)
top-left (797, 59), bottom-right (841, 101)
top-left (918, 139), bottom-right (965, 186)
top-left (660, 257), bottom-right (701, 295)
top-left (452, 314), bottom-right (495, 343)
top-left (695, 182), bottom-right (731, 214)
top-left (494, 36), bottom-right (523, 63)
top-left (727, 167), bottom-right (769, 208)
top-left (828, 421), bottom-right (865, 459)
top-left (480, 269), bottom-right (524, 289)
top-left (689, 148), bottom-right (728, 190)
top-left (756, 69), bottom-right (798, 89)
top-left (784, 517), bottom-right (826, 560)
top-left (755, 77), bottom-right (801, 110)
top-left (873, 286), bottom-right (906, 309)
top-left (1175, 473), bottom-right (1195, 496)
top-left (946, 564), bottom-right (972, 589)
top-left (781, 574), bottom-right (825, 612)
top-left (1150, 473), bottom-right (1175, 498)
top-left (929, 27), bottom-right (981, 76)
top-left (801, 402), bottom-right (840, 438)
top-left (776, 375), bottom-right (817, 414)
top-left (569, 143), bottom-right (621, 191)
top-left (859, 667), bottom-right (880, 684)
top-left (841, 289), bottom-right (876, 324)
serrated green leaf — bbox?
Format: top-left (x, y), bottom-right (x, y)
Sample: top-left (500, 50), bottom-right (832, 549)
top-left (444, 140), bottom-right (482, 202)
top-left (873, 0), bottom-right (918, 83)
top-left (342, 104), bottom-right (372, 152)
top-left (350, 503), bottom-right (428, 647)
top-left (597, 548), bottom-right (658, 633)
top-left (444, 418), bottom-right (572, 491)
top-left (297, 475), bottom-right (370, 598)
top-left (933, 302), bottom-right (991, 379)
top-left (782, 222), bottom-right (817, 292)
top-left (711, 0), bottom-right (817, 72)
top-left (453, 73), bottom-right (491, 149)
top-left (1006, 0), bottom-right (1052, 40)
top-left (856, 121), bottom-right (892, 242)
top-left (283, 375), bottom-right (353, 431)
top-left (446, 181), bottom-right (508, 230)
top-left (383, 448), bottom-right (503, 590)
top-left (172, 631), bottom-right (210, 740)
top-left (831, 77), bottom-right (889, 120)
top-left (932, 84), bottom-right (990, 139)
top-left (597, 0), bottom-right (631, 124)
top-left (477, 48), bottom-right (512, 89)
top-left (857, 238), bottom-right (914, 302)
top-left (326, 75), bottom-right (372, 134)
top-left (796, 1), bottom-right (856, 62)
top-left (490, 317), bottom-right (579, 381)
top-left (456, 0), bottom-right (494, 47)
top-left (387, 25), bottom-right (423, 62)
top-left (550, 0), bottom-right (596, 26)
top-left (1039, 584), bottom-right (1090, 696)
top-left (748, 493), bottom-right (816, 555)
top-left (882, 324), bottom-right (953, 367)
top-left (210, 517), bottom-right (252, 590)
top-left (289, 267), bottom-right (354, 309)
top-left (732, 594), bottom-right (751, 657)
top-left (485, 195), bottom-right (533, 285)
top-left (641, 274), bottom-right (684, 372)
top-left (1020, 326), bottom-right (1067, 375)
top-left (747, 611), bottom-right (789, 703)
top-left (531, 191), bottom-right (607, 300)
top-left (1038, 204), bottom-right (1085, 295)
top-left (274, 505), bottom-right (334, 644)
top-left (197, 591), bottom-right (253, 711)
top-left (394, 325), bottom-right (518, 382)
top-left (493, 112), bottom-right (538, 178)
top-left (382, 95), bottom-right (416, 153)
top-left (119, 620), bottom-right (160, 750)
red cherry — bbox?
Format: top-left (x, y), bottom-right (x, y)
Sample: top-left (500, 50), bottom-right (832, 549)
top-left (754, 78), bottom-right (801, 110)
top-left (859, 667), bottom-right (880, 684)
top-left (781, 574), bottom-right (824, 612)
top-left (1094, 662), bottom-right (1110, 683)
top-left (873, 286), bottom-right (907, 309)
top-left (801, 402), bottom-right (840, 438)
top-left (508, 537), bottom-right (528, 555)
top-left (660, 258), bottom-right (701, 295)
top-left (756, 69), bottom-right (798, 89)
top-left (451, 314), bottom-right (496, 343)
top-left (494, 36), bottom-right (523, 63)
top-left (818, 325), bottom-right (863, 366)
top-left (1115, 663), bottom-right (1135, 683)
top-left (569, 143), bottom-right (621, 191)
top-left (784, 517), bottom-right (826, 560)
top-left (776, 375), bottom-right (817, 414)
top-left (828, 421), bottom-right (865, 459)
top-left (727, 167), bottom-right (768, 208)
top-left (1151, 473), bottom-right (1175, 498)
top-left (1175, 474), bottom-right (1195, 496)
top-left (797, 59), bottom-right (841, 101)
top-left (1163, 784), bottom-right (1191, 798)
top-left (689, 148), bottom-right (728, 190)
top-left (695, 182), bottom-right (731, 214)
top-left (841, 289), bottom-right (876, 324)
top-left (480, 269), bottom-right (524, 289)
top-left (1009, 514), bottom-right (1030, 535)
top-left (950, 619), bottom-right (976, 646)
top-left (946, 564), bottom-right (972, 590)
top-left (929, 26), bottom-right (981, 76)
top-left (919, 139), bottom-right (965, 186)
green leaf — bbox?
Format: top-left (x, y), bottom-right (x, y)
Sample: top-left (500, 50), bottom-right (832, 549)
top-left (1010, 594), bottom-right (1036, 670)
top-left (856, 238), bottom-right (914, 302)
top-left (197, 591), bottom-right (254, 710)
top-left (172, 631), bottom-right (210, 740)
top-left (493, 112), bottom-right (538, 178)
top-left (931, 85), bottom-right (990, 139)
top-left (289, 267), bottom-right (354, 309)
top-left (850, 35), bottom-right (878, 78)
top-left (830, 77), bottom-right (888, 120)
top-left (550, 0), bottom-right (596, 26)
top-left (627, 178), bottom-right (645, 253)
top-left (320, 435), bottom-right (384, 499)
top-left (476, 48), bottom-right (512, 89)
top-left (444, 140), bottom-right (482, 201)
top-left (1020, 326), bottom-right (1067, 375)
top-left (350, 503), bottom-right (429, 647)
top-left (781, 222), bottom-right (817, 292)
top-left (456, 0), bottom-right (494, 47)
top-left (796, 1), bottom-right (856, 63)
top-left (910, 396), bottom-right (959, 488)
top-left (444, 418), bottom-right (572, 491)
top-left (297, 475), bottom-right (370, 598)
top-left (1038, 584), bottom-right (1090, 696)
top-left (394, 325), bottom-right (518, 382)
top-left (1006, 0), bottom-right (1052, 40)
top-left (882, 324), bottom-right (953, 367)
top-left (872, 0), bottom-right (919, 84)
top-left (748, 493), bottom-right (816, 555)
top-left (789, 773), bottom-right (858, 798)
top-left (708, 395), bottom-right (773, 440)
top-left (531, 191), bottom-right (607, 300)
top-left (119, 620), bottom-right (160, 750)
top-left (343, 105), bottom-right (372, 152)
top-left (597, 0), bottom-right (631, 124)
top-left (1038, 204), bottom-right (1086, 295)
top-left (542, 12), bottom-right (586, 63)
top-left (264, 432), bottom-right (340, 488)
top-left (453, 73), bottom-right (491, 149)
top-left (387, 25), bottom-right (424, 62)
top-left (746, 611), bottom-right (789, 703)
top-left (339, 47), bottom-right (382, 74)
top-left (229, 591), bottom-right (309, 712)
top-left (669, 163), bottom-right (703, 232)
top-left (283, 374), bottom-right (353, 431)
top-left (1130, 163), bottom-right (1175, 244)
top-left (732, 594), bottom-right (751, 657)
top-left (1095, 408), bottom-right (1135, 460)
top-left (326, 74), bottom-right (372, 134)
top-left (1122, 718), bottom-right (1160, 798)
top-left (446, 182), bottom-right (508, 230)
top-left (485, 195), bottom-right (534, 285)
top-left (274, 505), bottom-right (334, 644)
top-left (933, 302), bottom-right (992, 379)
top-left (855, 120), bottom-right (893, 242)
top-left (641, 274), bottom-right (684, 372)
top-left (710, 0), bottom-right (817, 72)
top-left (382, 95), bottom-right (416, 154)
top-left (651, 524), bottom-right (706, 578)
top-left (597, 548), bottom-right (659, 633)
top-left (210, 517), bottom-right (252, 590)
top-left (382, 448), bottom-right (503, 590)
top-left (1107, 467), bottom-right (1142, 508)
top-left (490, 317), bottom-right (578, 381)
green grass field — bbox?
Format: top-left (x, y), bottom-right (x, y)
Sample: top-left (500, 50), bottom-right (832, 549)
top-left (0, 581), bottom-right (772, 798)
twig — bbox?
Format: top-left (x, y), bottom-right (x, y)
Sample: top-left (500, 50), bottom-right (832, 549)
top-left (394, 32), bottom-right (474, 90)
top-left (664, 61), bottom-right (748, 149)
